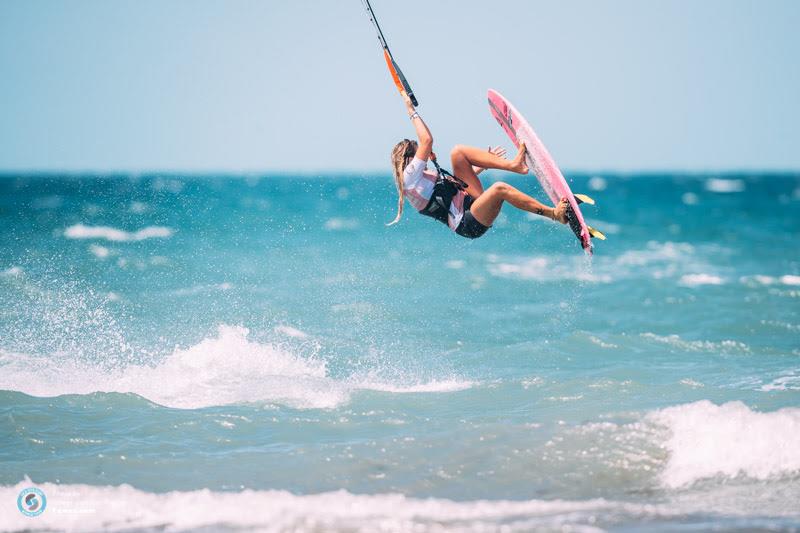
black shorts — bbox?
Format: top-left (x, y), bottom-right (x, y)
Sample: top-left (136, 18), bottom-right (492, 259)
top-left (455, 195), bottom-right (490, 239)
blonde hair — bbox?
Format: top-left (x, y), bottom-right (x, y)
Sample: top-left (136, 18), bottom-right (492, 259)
top-left (387, 139), bottom-right (417, 226)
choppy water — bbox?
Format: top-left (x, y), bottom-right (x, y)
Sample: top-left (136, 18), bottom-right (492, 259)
top-left (1, 171), bottom-right (799, 531)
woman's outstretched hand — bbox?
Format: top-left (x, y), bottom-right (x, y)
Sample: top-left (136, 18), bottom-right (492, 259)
top-left (488, 146), bottom-right (507, 159)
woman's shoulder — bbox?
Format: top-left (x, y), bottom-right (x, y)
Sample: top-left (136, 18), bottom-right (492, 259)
top-left (403, 157), bottom-right (428, 183)
top-left (404, 157), bottom-right (427, 175)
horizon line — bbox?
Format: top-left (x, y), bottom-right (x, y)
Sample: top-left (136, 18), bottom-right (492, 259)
top-left (1, 167), bottom-right (798, 177)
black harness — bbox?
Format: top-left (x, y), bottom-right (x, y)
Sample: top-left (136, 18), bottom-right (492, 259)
top-left (418, 158), bottom-right (469, 226)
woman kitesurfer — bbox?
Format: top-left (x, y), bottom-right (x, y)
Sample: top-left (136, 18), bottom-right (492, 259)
top-left (388, 90), bottom-right (569, 238)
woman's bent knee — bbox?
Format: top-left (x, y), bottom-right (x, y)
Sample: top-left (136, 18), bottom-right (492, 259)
top-left (489, 181), bottom-right (511, 195)
top-left (450, 145), bottom-right (466, 159)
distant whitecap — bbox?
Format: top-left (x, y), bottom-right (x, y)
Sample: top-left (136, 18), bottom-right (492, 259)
top-left (679, 273), bottom-right (724, 286)
top-left (780, 275), bottom-right (800, 286)
top-left (89, 244), bottom-right (111, 258)
top-left (588, 176), bottom-right (607, 191)
top-left (705, 178), bottom-right (745, 193)
top-left (681, 192), bottom-right (699, 205)
top-left (760, 371), bottom-right (800, 391)
top-left (65, 224), bottom-right (174, 242)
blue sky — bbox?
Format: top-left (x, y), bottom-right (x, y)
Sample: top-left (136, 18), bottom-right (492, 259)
top-left (1, 0), bottom-right (798, 172)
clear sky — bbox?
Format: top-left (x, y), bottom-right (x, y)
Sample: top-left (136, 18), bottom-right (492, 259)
top-left (1, 0), bottom-right (798, 173)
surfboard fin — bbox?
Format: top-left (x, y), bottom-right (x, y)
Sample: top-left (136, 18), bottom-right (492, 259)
top-left (587, 226), bottom-right (606, 240)
top-left (574, 194), bottom-right (595, 205)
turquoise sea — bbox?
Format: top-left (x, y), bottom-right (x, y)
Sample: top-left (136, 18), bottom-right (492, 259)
top-left (1, 171), bottom-right (799, 531)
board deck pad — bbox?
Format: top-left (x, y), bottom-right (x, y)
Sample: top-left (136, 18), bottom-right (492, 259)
top-left (488, 89), bottom-right (594, 254)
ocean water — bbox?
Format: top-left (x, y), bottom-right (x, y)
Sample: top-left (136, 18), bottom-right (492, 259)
top-left (1, 171), bottom-right (799, 532)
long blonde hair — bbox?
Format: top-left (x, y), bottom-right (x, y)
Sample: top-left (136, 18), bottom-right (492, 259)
top-left (387, 139), bottom-right (417, 226)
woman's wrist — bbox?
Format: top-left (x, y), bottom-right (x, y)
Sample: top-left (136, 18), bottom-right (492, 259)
top-left (409, 111), bottom-right (420, 120)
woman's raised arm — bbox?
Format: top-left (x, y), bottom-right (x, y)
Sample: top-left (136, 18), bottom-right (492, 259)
top-left (402, 91), bottom-right (432, 161)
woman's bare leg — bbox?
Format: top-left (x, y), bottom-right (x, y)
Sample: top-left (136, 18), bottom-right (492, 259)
top-left (469, 181), bottom-right (568, 227)
top-left (450, 143), bottom-right (528, 198)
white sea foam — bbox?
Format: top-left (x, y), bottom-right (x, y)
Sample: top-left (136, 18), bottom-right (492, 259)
top-left (740, 274), bottom-right (777, 286)
top-left (6, 472), bottom-right (797, 532)
top-left (64, 224), bottom-right (174, 242)
top-left (760, 319), bottom-right (800, 332)
top-left (521, 376), bottom-right (544, 389)
top-left (617, 241), bottom-right (725, 282)
top-left (740, 274), bottom-right (800, 287)
top-left (760, 370), bottom-right (800, 391)
top-left (640, 332), bottom-right (750, 354)
top-left (486, 241), bottom-right (723, 285)
top-left (678, 273), bottom-right (724, 286)
top-left (569, 401), bottom-right (800, 490)
top-left (361, 379), bottom-right (474, 394)
top-left (705, 178), bottom-right (745, 193)
top-left (545, 394), bottom-right (584, 402)
top-left (587, 335), bottom-right (618, 349)
top-left (648, 400), bottom-right (800, 488)
top-left (0, 325), bottom-right (473, 410)
top-left (0, 325), bottom-right (338, 409)
top-left (771, 288), bottom-right (800, 298)
top-left (0, 479), bottom-right (671, 533)
top-left (587, 379), bottom-right (631, 389)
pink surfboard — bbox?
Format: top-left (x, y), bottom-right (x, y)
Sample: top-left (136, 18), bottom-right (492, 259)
top-left (488, 89), bottom-right (594, 254)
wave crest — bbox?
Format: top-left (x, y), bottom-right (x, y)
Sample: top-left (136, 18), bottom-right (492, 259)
top-left (0, 325), bottom-right (472, 410)
top-left (649, 400), bottom-right (800, 488)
